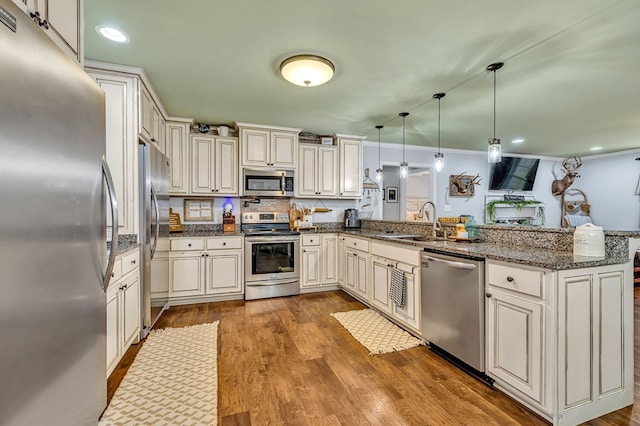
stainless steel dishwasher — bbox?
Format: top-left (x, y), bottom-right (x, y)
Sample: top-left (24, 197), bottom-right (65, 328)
top-left (421, 251), bottom-right (488, 378)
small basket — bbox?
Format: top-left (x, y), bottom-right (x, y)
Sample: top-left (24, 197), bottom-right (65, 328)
top-left (358, 211), bottom-right (373, 220)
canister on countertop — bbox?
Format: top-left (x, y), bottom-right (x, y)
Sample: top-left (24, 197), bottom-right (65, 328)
top-left (573, 223), bottom-right (605, 257)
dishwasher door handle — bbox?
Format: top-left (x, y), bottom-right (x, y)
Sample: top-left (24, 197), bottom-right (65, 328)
top-left (422, 255), bottom-right (477, 270)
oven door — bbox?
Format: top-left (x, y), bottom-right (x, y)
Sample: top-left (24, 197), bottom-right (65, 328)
top-left (245, 235), bottom-right (300, 282)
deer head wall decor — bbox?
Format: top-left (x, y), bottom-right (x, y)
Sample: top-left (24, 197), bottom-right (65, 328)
top-left (551, 156), bottom-right (582, 196)
top-left (449, 172), bottom-right (482, 196)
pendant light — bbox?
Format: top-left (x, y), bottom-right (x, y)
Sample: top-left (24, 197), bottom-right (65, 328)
top-left (399, 112), bottom-right (409, 178)
top-left (487, 62), bottom-right (504, 163)
top-left (433, 92), bottom-right (446, 172)
top-left (375, 125), bottom-right (384, 182)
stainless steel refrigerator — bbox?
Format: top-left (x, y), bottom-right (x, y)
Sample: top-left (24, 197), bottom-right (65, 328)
top-left (139, 141), bottom-right (170, 338)
top-left (0, 1), bottom-right (117, 424)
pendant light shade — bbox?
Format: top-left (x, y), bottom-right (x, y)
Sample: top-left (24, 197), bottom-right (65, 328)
top-left (433, 92), bottom-right (446, 172)
top-left (375, 125), bottom-right (384, 182)
top-left (399, 112), bottom-right (409, 178)
top-left (487, 62), bottom-right (504, 163)
top-left (280, 54), bottom-right (335, 87)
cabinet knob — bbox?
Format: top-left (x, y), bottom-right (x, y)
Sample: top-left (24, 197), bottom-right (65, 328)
top-left (303, 249), bottom-right (306, 253)
top-left (201, 253), bottom-right (205, 257)
top-left (188, 243), bottom-right (192, 247)
top-left (506, 276), bottom-right (514, 282)
top-left (131, 259), bottom-right (136, 264)
top-left (211, 189), bottom-right (215, 192)
top-left (111, 272), bottom-right (115, 277)
top-left (222, 242), bottom-right (226, 246)
top-left (205, 253), bottom-right (209, 257)
top-left (151, 138), bottom-right (156, 143)
top-left (485, 293), bottom-right (492, 298)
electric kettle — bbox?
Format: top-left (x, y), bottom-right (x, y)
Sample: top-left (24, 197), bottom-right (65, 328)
top-left (344, 209), bottom-right (361, 229)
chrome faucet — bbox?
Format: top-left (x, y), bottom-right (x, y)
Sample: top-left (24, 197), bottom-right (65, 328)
top-left (419, 201), bottom-right (440, 236)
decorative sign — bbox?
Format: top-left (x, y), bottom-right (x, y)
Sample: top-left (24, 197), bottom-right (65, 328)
top-left (504, 194), bottom-right (525, 201)
top-left (168, 208), bottom-right (184, 232)
top-left (184, 199), bottom-right (213, 221)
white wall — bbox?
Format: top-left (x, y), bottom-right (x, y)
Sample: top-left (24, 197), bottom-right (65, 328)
top-left (363, 142), bottom-right (640, 229)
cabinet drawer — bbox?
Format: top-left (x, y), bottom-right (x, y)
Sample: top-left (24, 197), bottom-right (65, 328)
top-left (171, 238), bottom-right (205, 251)
top-left (371, 241), bottom-right (420, 266)
top-left (487, 262), bottom-right (544, 298)
top-left (344, 236), bottom-right (370, 253)
top-left (301, 234), bottom-right (321, 246)
top-left (121, 251), bottom-right (139, 276)
top-left (110, 258), bottom-right (122, 281)
top-left (206, 236), bottom-right (242, 250)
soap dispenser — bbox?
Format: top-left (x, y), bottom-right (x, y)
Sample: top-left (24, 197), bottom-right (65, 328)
top-left (456, 218), bottom-right (468, 239)
top-left (466, 215), bottom-right (478, 239)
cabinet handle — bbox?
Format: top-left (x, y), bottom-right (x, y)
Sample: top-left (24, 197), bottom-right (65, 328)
top-left (506, 276), bottom-right (514, 282)
top-left (131, 259), bottom-right (136, 264)
top-left (188, 243), bottom-right (192, 247)
top-left (485, 293), bottom-right (492, 298)
top-left (205, 253), bottom-right (209, 257)
top-left (201, 253), bottom-right (205, 257)
top-left (211, 189), bottom-right (215, 192)
top-left (151, 138), bottom-right (157, 143)
top-left (303, 249), bottom-right (306, 253)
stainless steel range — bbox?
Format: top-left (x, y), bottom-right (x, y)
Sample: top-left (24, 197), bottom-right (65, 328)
top-left (242, 211), bottom-right (300, 300)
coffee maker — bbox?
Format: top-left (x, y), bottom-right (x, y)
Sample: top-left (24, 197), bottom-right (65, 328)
top-left (344, 209), bottom-right (361, 228)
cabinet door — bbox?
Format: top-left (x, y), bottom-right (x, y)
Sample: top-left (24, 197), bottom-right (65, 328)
top-left (355, 253), bottom-right (369, 299)
top-left (337, 236), bottom-right (346, 286)
top-left (215, 138), bottom-right (238, 194)
top-left (40, 0), bottom-right (80, 62)
top-left (151, 103), bottom-right (162, 151)
top-left (298, 144), bottom-right (318, 197)
top-left (318, 146), bottom-right (338, 196)
top-left (393, 269), bottom-right (420, 332)
top-left (205, 251), bottom-right (242, 294)
top-left (169, 253), bottom-right (205, 296)
top-left (105, 283), bottom-right (120, 376)
top-left (90, 74), bottom-right (137, 236)
top-left (140, 85), bottom-right (153, 139)
top-left (345, 250), bottom-right (357, 291)
top-left (166, 122), bottom-right (190, 194)
top-left (191, 136), bottom-right (215, 193)
top-left (150, 252), bottom-right (169, 298)
top-left (371, 257), bottom-right (392, 313)
top-left (121, 272), bottom-right (141, 350)
top-left (301, 246), bottom-right (321, 287)
top-left (486, 288), bottom-right (543, 403)
top-left (271, 131), bottom-right (297, 168)
top-left (241, 128), bottom-right (270, 167)
top-left (339, 138), bottom-right (362, 198)
top-left (322, 235), bottom-right (338, 285)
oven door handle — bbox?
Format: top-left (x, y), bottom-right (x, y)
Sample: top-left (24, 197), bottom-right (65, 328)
top-left (245, 236), bottom-right (299, 243)
top-left (246, 279), bottom-right (300, 286)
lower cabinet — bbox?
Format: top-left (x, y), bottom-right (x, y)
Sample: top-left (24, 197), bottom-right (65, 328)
top-left (346, 248), bottom-right (369, 299)
top-left (371, 255), bottom-right (420, 332)
top-left (301, 233), bottom-right (339, 290)
top-left (486, 259), bottom-right (633, 425)
top-left (169, 236), bottom-right (243, 301)
top-left (150, 238), bottom-right (170, 300)
top-left (106, 250), bottom-right (141, 377)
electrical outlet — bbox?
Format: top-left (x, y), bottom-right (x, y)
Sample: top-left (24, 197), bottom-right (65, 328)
top-left (444, 204), bottom-right (452, 212)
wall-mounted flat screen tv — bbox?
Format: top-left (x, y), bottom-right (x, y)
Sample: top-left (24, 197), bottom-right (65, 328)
top-left (489, 156), bottom-right (540, 192)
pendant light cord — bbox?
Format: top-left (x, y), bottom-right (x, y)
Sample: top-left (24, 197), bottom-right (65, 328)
top-left (377, 127), bottom-right (381, 169)
top-left (493, 69), bottom-right (496, 140)
top-left (402, 115), bottom-right (406, 163)
top-left (438, 98), bottom-right (441, 153)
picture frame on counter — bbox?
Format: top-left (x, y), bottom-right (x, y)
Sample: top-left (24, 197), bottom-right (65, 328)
top-left (184, 199), bottom-right (213, 221)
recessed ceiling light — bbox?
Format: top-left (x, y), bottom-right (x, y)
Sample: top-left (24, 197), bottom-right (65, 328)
top-left (96, 25), bottom-right (130, 43)
top-left (511, 138), bottom-right (524, 144)
top-left (590, 146), bottom-right (603, 151)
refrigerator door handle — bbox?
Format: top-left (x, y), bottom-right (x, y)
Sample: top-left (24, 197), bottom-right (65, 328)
top-left (150, 182), bottom-right (160, 259)
top-left (102, 158), bottom-right (119, 292)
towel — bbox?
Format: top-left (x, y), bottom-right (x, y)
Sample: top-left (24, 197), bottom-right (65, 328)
top-left (389, 268), bottom-right (406, 309)
top-left (565, 215), bottom-right (592, 226)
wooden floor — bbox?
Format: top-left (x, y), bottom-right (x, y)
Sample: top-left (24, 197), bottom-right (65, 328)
top-left (107, 288), bottom-right (640, 425)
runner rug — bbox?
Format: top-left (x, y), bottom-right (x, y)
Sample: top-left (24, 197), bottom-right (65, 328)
top-left (100, 321), bottom-right (219, 425)
top-left (330, 309), bottom-right (423, 355)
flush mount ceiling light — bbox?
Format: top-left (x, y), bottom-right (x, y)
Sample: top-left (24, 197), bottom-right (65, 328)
top-left (96, 25), bottom-right (130, 43)
top-left (433, 92), bottom-right (446, 173)
top-left (487, 62), bottom-right (504, 163)
top-left (399, 112), bottom-right (409, 178)
top-left (375, 125), bottom-right (384, 182)
top-left (279, 54), bottom-right (335, 87)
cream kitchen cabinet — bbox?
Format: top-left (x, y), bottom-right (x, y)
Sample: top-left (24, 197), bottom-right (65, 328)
top-left (165, 119), bottom-right (192, 195)
top-left (106, 249), bottom-right (141, 377)
top-left (300, 233), bottom-right (338, 290)
top-left (341, 236), bottom-right (370, 299)
top-left (140, 84), bottom-right (166, 153)
top-left (297, 144), bottom-right (338, 197)
top-left (150, 238), bottom-right (170, 300)
top-left (485, 259), bottom-right (633, 425)
top-left (169, 236), bottom-right (243, 302)
top-left (336, 135), bottom-right (364, 198)
top-left (191, 135), bottom-right (238, 195)
top-left (236, 122), bottom-right (302, 169)
top-left (13, 0), bottom-right (82, 63)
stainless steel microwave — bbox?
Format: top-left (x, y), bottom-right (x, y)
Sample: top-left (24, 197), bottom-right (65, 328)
top-left (243, 169), bottom-right (295, 197)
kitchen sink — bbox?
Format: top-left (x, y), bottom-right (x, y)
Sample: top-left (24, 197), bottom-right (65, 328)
top-left (378, 234), bottom-right (443, 242)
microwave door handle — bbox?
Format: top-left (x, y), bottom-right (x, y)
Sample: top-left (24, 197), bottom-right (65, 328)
top-left (281, 173), bottom-right (286, 195)
top-left (150, 183), bottom-right (160, 259)
top-left (102, 158), bottom-right (119, 293)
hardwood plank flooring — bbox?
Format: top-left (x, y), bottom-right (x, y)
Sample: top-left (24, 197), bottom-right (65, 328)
top-left (107, 288), bottom-right (640, 425)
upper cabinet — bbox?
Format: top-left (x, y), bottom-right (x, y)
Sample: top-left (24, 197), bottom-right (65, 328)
top-left (336, 134), bottom-right (364, 198)
top-left (236, 122), bottom-right (301, 169)
top-left (190, 135), bottom-right (238, 196)
top-left (297, 144), bottom-right (337, 198)
top-left (14, 0), bottom-right (82, 64)
top-left (140, 83), bottom-right (166, 153)
top-left (166, 119), bottom-right (192, 195)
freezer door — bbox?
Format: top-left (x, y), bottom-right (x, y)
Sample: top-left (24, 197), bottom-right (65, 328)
top-left (0, 1), bottom-right (107, 424)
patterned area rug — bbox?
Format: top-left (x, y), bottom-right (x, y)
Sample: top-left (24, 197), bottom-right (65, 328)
top-left (100, 322), bottom-right (219, 425)
top-left (330, 309), bottom-right (424, 355)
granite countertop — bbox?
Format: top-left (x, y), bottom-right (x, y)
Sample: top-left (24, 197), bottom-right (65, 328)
top-left (112, 241), bottom-right (141, 257)
top-left (338, 229), bottom-right (629, 270)
top-left (169, 230), bottom-right (244, 238)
